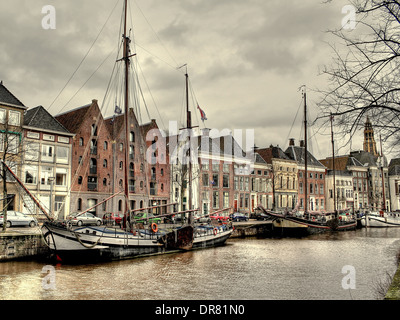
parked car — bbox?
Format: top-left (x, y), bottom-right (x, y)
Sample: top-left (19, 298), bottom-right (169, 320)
top-left (132, 212), bottom-right (161, 225)
top-left (103, 212), bottom-right (124, 226)
top-left (230, 212), bottom-right (248, 222)
top-left (67, 212), bottom-right (102, 226)
top-left (0, 211), bottom-right (38, 228)
top-left (210, 213), bottom-right (230, 223)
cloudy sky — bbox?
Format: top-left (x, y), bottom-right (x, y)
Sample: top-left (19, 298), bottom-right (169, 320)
top-left (0, 0), bottom-right (361, 160)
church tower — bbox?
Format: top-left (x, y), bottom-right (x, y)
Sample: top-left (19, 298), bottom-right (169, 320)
top-left (363, 116), bottom-right (378, 156)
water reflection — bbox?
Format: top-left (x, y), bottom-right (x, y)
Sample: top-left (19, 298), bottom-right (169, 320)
top-left (1, 228), bottom-right (400, 300)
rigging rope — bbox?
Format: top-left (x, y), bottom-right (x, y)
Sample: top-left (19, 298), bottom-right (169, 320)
top-left (47, 0), bottom-right (120, 112)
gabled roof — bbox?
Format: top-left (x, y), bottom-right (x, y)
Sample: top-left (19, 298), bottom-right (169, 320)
top-left (285, 145), bottom-right (325, 168)
top-left (24, 106), bottom-right (71, 134)
top-left (350, 150), bottom-right (380, 167)
top-left (0, 82), bottom-right (26, 108)
top-left (256, 146), bottom-right (291, 164)
top-left (320, 155), bottom-right (365, 171)
top-left (55, 103), bottom-right (92, 133)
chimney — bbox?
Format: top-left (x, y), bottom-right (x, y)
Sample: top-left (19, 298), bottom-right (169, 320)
top-left (202, 128), bottom-right (211, 136)
top-left (300, 140), bottom-right (304, 148)
top-left (289, 138), bottom-right (295, 146)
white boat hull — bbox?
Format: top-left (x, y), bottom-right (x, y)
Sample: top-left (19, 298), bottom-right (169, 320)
top-left (361, 214), bottom-right (400, 228)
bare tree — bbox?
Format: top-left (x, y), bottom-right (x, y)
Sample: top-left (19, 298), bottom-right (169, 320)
top-left (317, 0), bottom-right (400, 155)
top-left (1, 119), bottom-right (24, 232)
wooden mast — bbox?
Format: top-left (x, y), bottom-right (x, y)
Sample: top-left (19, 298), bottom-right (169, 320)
top-left (123, 0), bottom-right (131, 216)
top-left (185, 70), bottom-right (193, 224)
top-left (330, 113), bottom-right (337, 215)
top-left (380, 134), bottom-right (386, 211)
top-left (303, 87), bottom-right (308, 216)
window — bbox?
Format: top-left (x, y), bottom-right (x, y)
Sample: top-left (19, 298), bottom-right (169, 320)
top-left (223, 192), bottom-right (229, 208)
top-left (203, 173), bottom-right (209, 187)
top-left (0, 133), bottom-right (3, 152)
top-left (25, 143), bottom-right (39, 162)
top-left (7, 134), bottom-right (19, 154)
top-left (88, 177), bottom-right (97, 190)
top-left (42, 145), bottom-right (54, 162)
top-left (56, 146), bottom-right (69, 164)
top-left (40, 166), bottom-right (53, 186)
top-left (77, 198), bottom-right (82, 211)
top-left (8, 110), bottom-right (20, 126)
top-left (91, 124), bottom-right (97, 136)
top-left (0, 109), bottom-right (6, 124)
top-left (24, 165), bottom-right (38, 184)
top-left (55, 168), bottom-right (67, 186)
top-left (90, 158), bottom-right (97, 174)
top-left (90, 139), bottom-right (97, 154)
top-left (212, 174), bottom-right (219, 187)
top-left (130, 145), bottom-right (134, 159)
top-left (213, 191), bottom-right (219, 209)
top-left (129, 163), bottom-right (134, 177)
top-left (223, 175), bottom-right (229, 188)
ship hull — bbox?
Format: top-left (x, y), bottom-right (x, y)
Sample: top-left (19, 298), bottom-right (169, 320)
top-left (42, 222), bottom-right (233, 263)
top-left (361, 214), bottom-right (400, 228)
top-left (257, 207), bottom-right (357, 236)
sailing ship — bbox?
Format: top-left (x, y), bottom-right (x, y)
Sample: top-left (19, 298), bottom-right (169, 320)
top-left (3, 0), bottom-right (232, 263)
top-left (361, 211), bottom-right (400, 227)
top-left (257, 87), bottom-right (357, 235)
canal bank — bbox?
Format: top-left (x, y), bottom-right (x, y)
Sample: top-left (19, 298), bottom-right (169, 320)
top-left (0, 228), bottom-right (48, 262)
top-left (385, 263), bottom-right (400, 299)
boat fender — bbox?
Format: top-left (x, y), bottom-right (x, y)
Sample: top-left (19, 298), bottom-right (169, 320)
top-left (151, 223), bottom-right (158, 233)
top-left (213, 228), bottom-right (218, 236)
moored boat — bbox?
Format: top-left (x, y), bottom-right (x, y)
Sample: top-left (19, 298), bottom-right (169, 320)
top-left (361, 211), bottom-right (400, 228)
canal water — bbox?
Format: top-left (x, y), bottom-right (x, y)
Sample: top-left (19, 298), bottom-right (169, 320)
top-left (1, 228), bottom-right (400, 300)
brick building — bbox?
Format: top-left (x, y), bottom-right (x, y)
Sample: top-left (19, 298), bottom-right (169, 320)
top-left (55, 100), bottom-right (115, 217)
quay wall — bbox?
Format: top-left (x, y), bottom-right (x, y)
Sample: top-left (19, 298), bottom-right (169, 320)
top-left (0, 232), bottom-right (48, 262)
top-left (231, 221), bottom-right (273, 238)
